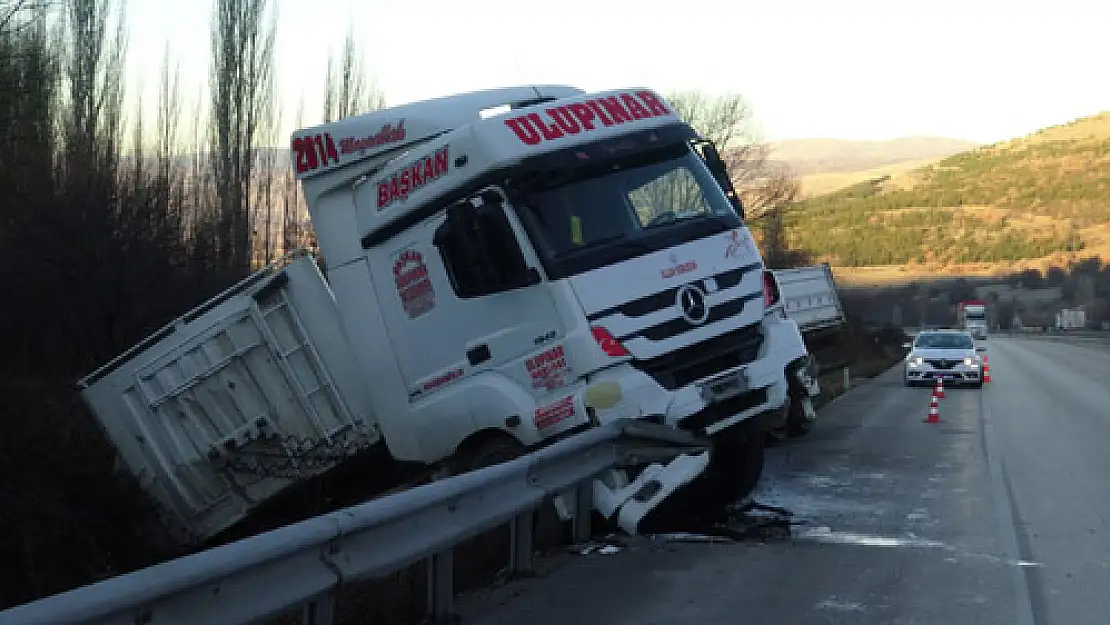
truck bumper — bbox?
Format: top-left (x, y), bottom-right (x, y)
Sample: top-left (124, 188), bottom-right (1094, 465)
top-left (579, 313), bottom-right (810, 534)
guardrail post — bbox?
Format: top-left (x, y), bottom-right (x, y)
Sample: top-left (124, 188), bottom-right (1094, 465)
top-left (426, 551), bottom-right (455, 624)
top-left (509, 510), bottom-right (534, 575)
top-left (301, 592), bottom-right (336, 625)
top-left (572, 483), bottom-right (592, 543)
top-left (842, 366), bottom-right (850, 390)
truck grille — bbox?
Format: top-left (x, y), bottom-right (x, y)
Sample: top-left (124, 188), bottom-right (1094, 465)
top-left (925, 359), bottom-right (960, 370)
top-left (632, 322), bottom-right (764, 390)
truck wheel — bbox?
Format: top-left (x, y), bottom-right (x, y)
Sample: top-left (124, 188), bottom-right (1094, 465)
top-left (786, 395), bottom-right (816, 438)
top-left (456, 435), bottom-right (565, 553)
top-left (772, 372), bottom-right (817, 440)
top-left (699, 430), bottom-right (766, 512)
top-left (766, 402), bottom-right (792, 443)
top-left (639, 429), bottom-right (766, 531)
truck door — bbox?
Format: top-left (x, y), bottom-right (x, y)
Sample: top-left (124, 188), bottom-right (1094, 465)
top-left (372, 188), bottom-right (566, 403)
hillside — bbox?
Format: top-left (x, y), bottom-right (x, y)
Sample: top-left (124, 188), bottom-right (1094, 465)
top-left (769, 137), bottom-right (979, 197)
top-left (781, 111), bottom-right (1110, 283)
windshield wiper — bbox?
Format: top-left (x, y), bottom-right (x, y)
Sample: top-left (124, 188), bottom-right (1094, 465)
top-left (647, 211), bottom-right (733, 230)
top-left (553, 234), bottom-right (655, 259)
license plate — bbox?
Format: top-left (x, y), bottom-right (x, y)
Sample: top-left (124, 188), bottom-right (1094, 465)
top-left (701, 369), bottom-right (749, 401)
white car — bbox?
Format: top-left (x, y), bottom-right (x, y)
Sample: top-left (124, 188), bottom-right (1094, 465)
top-left (902, 329), bottom-right (985, 388)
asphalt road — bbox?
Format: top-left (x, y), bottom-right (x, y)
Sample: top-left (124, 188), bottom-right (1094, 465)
top-left (459, 336), bottom-right (1110, 625)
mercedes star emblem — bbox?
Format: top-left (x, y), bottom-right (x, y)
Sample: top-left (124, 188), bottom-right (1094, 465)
top-left (676, 283), bottom-right (710, 325)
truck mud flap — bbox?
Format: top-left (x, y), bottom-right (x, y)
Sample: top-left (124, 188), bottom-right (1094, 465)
top-left (592, 450), bottom-right (712, 535)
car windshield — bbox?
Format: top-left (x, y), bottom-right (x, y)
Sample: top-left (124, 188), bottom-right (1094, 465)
top-left (914, 333), bottom-right (974, 349)
top-left (513, 143), bottom-right (741, 278)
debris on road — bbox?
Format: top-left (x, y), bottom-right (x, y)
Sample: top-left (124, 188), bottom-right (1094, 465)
top-left (649, 500), bottom-right (802, 544)
top-left (570, 536), bottom-right (626, 556)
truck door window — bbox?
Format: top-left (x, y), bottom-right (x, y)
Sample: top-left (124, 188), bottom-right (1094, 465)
top-left (434, 195), bottom-right (536, 299)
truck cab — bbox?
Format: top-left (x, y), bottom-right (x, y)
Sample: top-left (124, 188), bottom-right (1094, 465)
top-left (296, 85), bottom-right (817, 532)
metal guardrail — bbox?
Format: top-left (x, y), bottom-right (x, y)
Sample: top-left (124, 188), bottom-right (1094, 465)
top-left (0, 420), bottom-right (707, 625)
top-left (1002, 329), bottom-right (1110, 345)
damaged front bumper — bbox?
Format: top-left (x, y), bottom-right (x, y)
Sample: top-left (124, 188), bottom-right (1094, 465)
top-left (561, 316), bottom-right (813, 535)
top-left (550, 420), bottom-right (711, 534)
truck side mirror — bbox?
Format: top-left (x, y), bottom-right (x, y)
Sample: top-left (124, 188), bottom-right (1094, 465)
top-left (902, 342), bottom-right (912, 349)
top-left (697, 141), bottom-right (745, 219)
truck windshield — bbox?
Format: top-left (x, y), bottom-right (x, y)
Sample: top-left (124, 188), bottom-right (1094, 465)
top-left (512, 142), bottom-right (742, 278)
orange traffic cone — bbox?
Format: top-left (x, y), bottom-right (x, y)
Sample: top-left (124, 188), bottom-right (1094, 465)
top-left (933, 377), bottom-right (946, 399)
top-left (982, 362), bottom-right (991, 384)
top-left (925, 395), bottom-right (941, 423)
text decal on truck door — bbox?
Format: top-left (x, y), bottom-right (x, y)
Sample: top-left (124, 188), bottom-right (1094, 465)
top-left (377, 147), bottom-right (450, 211)
top-left (526, 345), bottom-right (568, 391)
top-left (393, 248), bottom-right (436, 318)
top-left (534, 395), bottom-right (576, 430)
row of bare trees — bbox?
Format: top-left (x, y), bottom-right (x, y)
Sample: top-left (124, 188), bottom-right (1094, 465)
top-left (0, 0), bottom-right (381, 377)
top-left (0, 0), bottom-right (381, 607)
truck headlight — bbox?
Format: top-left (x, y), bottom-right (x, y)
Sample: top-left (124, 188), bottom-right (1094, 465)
top-left (963, 357), bottom-right (975, 366)
top-left (909, 356), bottom-right (923, 367)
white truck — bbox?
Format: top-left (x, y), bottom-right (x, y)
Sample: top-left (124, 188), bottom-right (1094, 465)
top-left (957, 300), bottom-right (989, 339)
top-left (1055, 308), bottom-right (1086, 330)
top-left (78, 85), bottom-right (820, 545)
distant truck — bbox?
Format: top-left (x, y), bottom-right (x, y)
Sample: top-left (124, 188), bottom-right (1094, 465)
top-left (1055, 308), bottom-right (1086, 330)
top-left (772, 263), bottom-right (846, 335)
top-left (77, 85), bottom-right (821, 546)
top-left (957, 300), bottom-right (989, 339)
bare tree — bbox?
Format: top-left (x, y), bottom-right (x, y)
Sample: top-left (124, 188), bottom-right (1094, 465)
top-left (61, 0), bottom-right (125, 182)
top-left (665, 90), bottom-right (799, 220)
top-left (155, 45), bottom-right (180, 183)
top-left (209, 0), bottom-right (276, 275)
top-left (323, 25), bottom-right (385, 123)
top-left (0, 0), bottom-right (44, 35)
top-left (282, 92), bottom-right (307, 255)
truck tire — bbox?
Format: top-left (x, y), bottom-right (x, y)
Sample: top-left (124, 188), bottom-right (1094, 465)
top-left (456, 435), bottom-right (564, 552)
top-left (771, 364), bottom-right (817, 440)
top-left (766, 402), bottom-right (792, 443)
top-left (638, 429), bottom-right (766, 532)
top-left (699, 429), bottom-right (766, 512)
top-left (786, 395), bottom-right (816, 438)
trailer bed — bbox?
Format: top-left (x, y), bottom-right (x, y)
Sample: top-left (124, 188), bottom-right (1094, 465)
top-left (79, 253), bottom-right (380, 543)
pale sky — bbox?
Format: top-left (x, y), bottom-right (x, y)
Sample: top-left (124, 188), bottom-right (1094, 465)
top-left (124, 0), bottom-right (1110, 146)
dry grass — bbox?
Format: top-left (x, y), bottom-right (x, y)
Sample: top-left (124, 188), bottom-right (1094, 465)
top-left (795, 157), bottom-right (944, 198)
top-left (998, 111), bottom-right (1110, 148)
